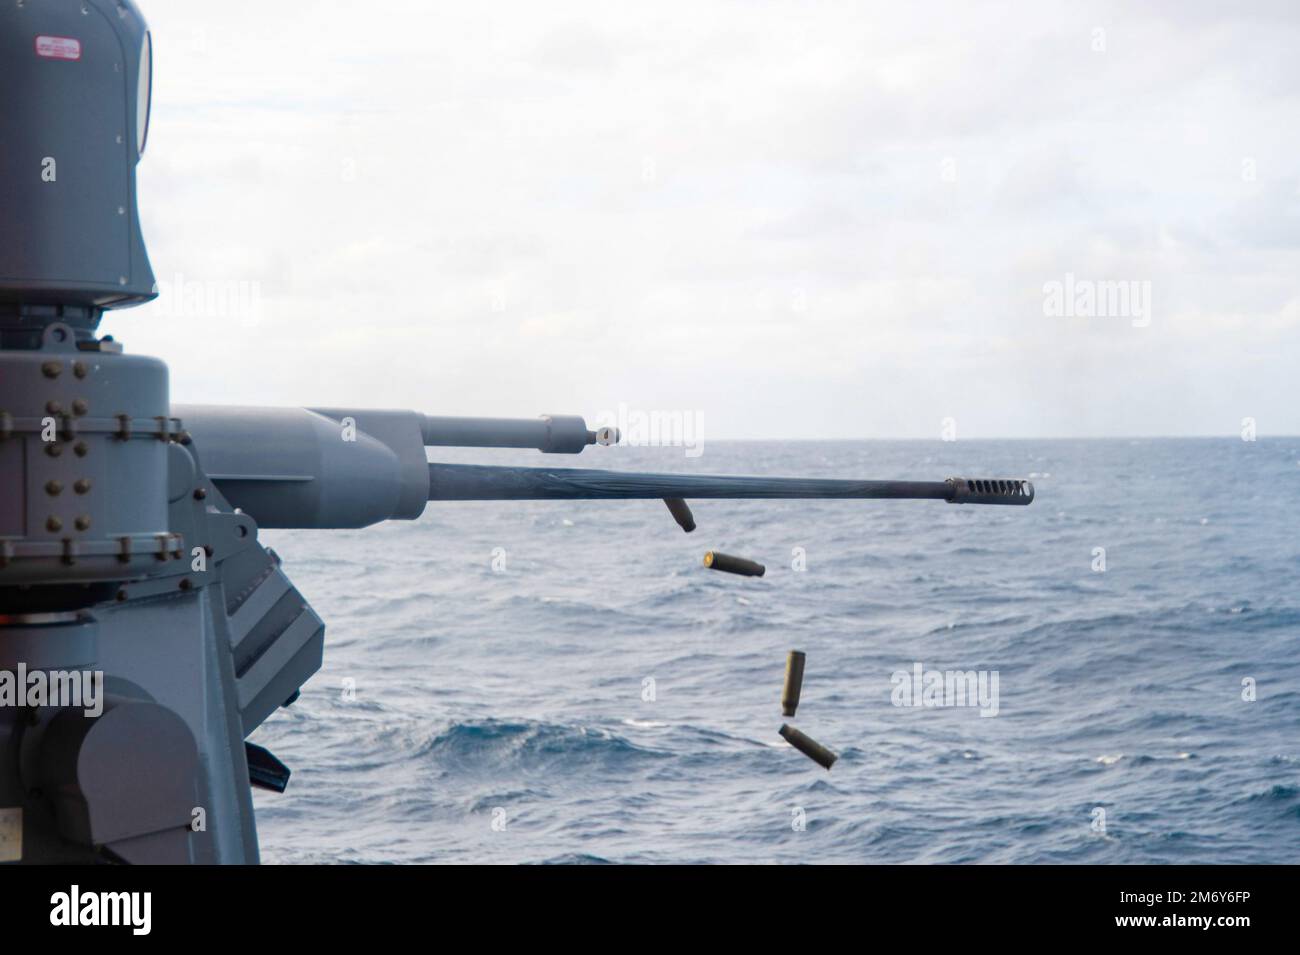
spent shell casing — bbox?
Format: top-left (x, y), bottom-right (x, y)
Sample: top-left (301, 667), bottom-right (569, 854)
top-left (781, 650), bottom-right (806, 716)
top-left (703, 551), bottom-right (765, 577)
top-left (663, 497), bottom-right (696, 533)
top-left (778, 723), bottom-right (837, 770)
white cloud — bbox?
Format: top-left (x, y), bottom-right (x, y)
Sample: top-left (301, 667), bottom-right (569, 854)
top-left (113, 0), bottom-right (1300, 437)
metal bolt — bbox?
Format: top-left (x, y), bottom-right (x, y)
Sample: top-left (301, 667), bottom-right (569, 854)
top-left (45, 480), bottom-right (64, 496)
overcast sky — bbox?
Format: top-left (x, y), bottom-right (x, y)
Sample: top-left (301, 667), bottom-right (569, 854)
top-left (115, 0), bottom-right (1299, 439)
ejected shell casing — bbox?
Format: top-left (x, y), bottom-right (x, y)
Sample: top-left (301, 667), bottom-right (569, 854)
top-left (779, 723), bottom-right (837, 770)
top-left (663, 497), bottom-right (696, 533)
top-left (781, 650), bottom-right (806, 717)
top-left (703, 551), bottom-right (765, 577)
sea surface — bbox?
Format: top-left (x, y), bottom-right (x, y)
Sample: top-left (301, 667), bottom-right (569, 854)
top-left (252, 438), bottom-right (1300, 864)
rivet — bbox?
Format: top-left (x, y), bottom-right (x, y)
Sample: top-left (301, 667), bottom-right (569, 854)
top-left (45, 443), bottom-right (63, 458)
top-left (72, 361), bottom-right (88, 378)
top-left (74, 441), bottom-right (88, 457)
top-left (74, 515), bottom-right (91, 531)
top-left (41, 361), bottom-right (62, 379)
top-left (179, 578), bottom-right (193, 591)
top-left (74, 478), bottom-right (92, 494)
top-left (193, 487), bottom-right (207, 500)
top-left (46, 400), bottom-right (62, 415)
top-left (72, 398), bottom-right (88, 416)
top-left (45, 480), bottom-right (64, 496)
top-left (46, 516), bottom-right (63, 532)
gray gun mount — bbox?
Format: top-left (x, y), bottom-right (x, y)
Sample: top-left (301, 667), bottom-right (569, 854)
top-left (0, 0), bottom-right (1033, 866)
top-left (173, 405), bottom-right (1032, 529)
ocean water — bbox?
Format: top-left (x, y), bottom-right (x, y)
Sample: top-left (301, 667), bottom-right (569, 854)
top-left (252, 439), bottom-right (1300, 864)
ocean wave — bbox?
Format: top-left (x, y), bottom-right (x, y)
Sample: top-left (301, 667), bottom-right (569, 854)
top-left (419, 718), bottom-right (673, 773)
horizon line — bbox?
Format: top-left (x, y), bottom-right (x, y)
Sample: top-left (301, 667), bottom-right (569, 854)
top-left (656, 434), bottom-right (1297, 443)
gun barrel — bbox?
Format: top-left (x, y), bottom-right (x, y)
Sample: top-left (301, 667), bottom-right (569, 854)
top-left (427, 463), bottom-right (1034, 505)
top-left (419, 415), bottom-right (612, 453)
top-left (176, 404), bottom-right (1031, 530)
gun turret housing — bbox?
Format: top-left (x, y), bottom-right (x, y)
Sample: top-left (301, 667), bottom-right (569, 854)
top-left (0, 0), bottom-right (156, 346)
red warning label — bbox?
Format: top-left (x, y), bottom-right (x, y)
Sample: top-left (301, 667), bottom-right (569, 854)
top-left (35, 35), bottom-right (82, 61)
